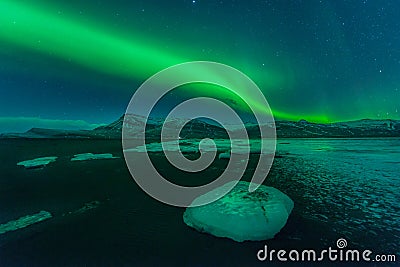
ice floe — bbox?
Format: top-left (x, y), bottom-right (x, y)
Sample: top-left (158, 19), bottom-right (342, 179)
top-left (184, 181), bottom-right (294, 242)
top-left (124, 139), bottom-right (275, 154)
top-left (71, 153), bottom-right (119, 161)
top-left (17, 157), bottom-right (57, 169)
top-left (0, 210), bottom-right (52, 235)
top-left (218, 151), bottom-right (230, 159)
top-left (65, 200), bottom-right (101, 215)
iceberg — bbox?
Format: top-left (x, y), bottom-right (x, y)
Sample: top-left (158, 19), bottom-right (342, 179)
top-left (71, 153), bottom-right (119, 161)
top-left (183, 181), bottom-right (294, 242)
top-left (17, 156), bottom-right (57, 169)
top-left (0, 210), bottom-right (52, 235)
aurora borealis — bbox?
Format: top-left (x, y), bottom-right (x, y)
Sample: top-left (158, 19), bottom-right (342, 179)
top-left (0, 0), bottom-right (399, 132)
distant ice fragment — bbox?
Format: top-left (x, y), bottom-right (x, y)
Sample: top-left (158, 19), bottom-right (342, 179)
top-left (17, 156), bottom-right (57, 169)
top-left (0, 210), bottom-right (52, 235)
top-left (183, 181), bottom-right (294, 242)
top-left (71, 153), bottom-right (118, 161)
top-left (65, 200), bottom-right (101, 215)
top-left (218, 151), bottom-right (230, 159)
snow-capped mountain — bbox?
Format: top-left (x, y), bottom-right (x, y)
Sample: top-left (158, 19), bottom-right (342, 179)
top-left (1, 115), bottom-right (399, 139)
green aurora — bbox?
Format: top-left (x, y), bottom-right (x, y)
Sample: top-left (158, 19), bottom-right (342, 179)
top-left (0, 1), bottom-right (399, 127)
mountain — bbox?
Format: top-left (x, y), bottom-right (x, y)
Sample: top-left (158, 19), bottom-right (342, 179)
top-left (93, 114), bottom-right (229, 139)
top-left (0, 128), bottom-right (96, 139)
top-left (274, 119), bottom-right (400, 138)
top-left (1, 115), bottom-right (399, 139)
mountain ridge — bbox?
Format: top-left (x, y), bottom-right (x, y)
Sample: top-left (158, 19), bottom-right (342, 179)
top-left (1, 115), bottom-right (399, 139)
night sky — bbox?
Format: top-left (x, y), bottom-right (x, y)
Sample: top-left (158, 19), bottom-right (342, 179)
top-left (0, 0), bottom-right (399, 133)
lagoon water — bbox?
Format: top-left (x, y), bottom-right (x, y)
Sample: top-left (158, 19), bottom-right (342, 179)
top-left (0, 138), bottom-right (399, 266)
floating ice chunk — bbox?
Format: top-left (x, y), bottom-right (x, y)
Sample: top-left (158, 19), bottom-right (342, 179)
top-left (17, 157), bottom-right (57, 169)
top-left (71, 153), bottom-right (119, 161)
top-left (63, 200), bottom-right (101, 216)
top-left (183, 181), bottom-right (294, 242)
top-left (125, 139), bottom-right (259, 153)
top-left (218, 151), bottom-right (230, 159)
top-left (0, 210), bottom-right (52, 235)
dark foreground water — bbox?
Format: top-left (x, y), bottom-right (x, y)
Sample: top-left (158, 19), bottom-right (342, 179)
top-left (0, 138), bottom-right (399, 266)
